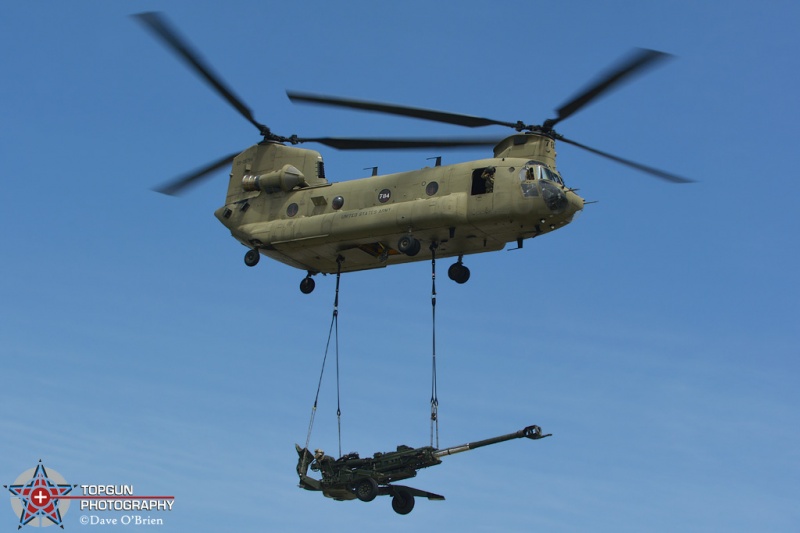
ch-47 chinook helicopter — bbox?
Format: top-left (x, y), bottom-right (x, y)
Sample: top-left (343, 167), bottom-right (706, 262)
top-left (136, 13), bottom-right (691, 294)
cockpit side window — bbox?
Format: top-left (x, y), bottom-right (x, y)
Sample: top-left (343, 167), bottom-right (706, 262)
top-left (519, 162), bottom-right (540, 197)
top-left (519, 161), bottom-right (544, 182)
top-left (520, 181), bottom-right (538, 197)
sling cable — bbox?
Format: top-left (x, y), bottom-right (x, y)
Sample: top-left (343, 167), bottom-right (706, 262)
top-left (301, 256), bottom-right (344, 475)
top-left (301, 243), bottom-right (442, 471)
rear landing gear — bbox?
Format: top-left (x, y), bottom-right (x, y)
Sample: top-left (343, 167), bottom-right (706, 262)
top-left (244, 249), bottom-right (260, 267)
top-left (300, 275), bottom-right (316, 294)
top-left (448, 260), bottom-right (470, 284)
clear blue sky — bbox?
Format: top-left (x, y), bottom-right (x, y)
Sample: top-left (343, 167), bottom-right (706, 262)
top-left (2, 1), bottom-right (799, 531)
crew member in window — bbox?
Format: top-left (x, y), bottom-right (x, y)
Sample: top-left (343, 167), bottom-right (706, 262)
top-left (482, 167), bottom-right (496, 193)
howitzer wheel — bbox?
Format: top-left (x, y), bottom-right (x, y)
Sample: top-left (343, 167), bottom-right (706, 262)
top-left (355, 478), bottom-right (378, 502)
top-left (391, 487), bottom-right (415, 515)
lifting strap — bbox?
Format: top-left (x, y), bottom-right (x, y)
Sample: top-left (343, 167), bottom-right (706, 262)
top-left (430, 242), bottom-right (439, 448)
top-left (302, 257), bottom-right (344, 472)
top-left (334, 262), bottom-right (343, 458)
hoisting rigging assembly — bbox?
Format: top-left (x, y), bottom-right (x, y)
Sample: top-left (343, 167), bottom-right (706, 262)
top-left (296, 253), bottom-right (551, 514)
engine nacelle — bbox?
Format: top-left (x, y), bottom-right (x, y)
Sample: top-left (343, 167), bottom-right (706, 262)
top-left (242, 164), bottom-right (307, 193)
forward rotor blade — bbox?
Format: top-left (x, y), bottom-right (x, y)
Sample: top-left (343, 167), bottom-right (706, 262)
top-left (134, 12), bottom-right (266, 134)
top-left (288, 91), bottom-right (519, 129)
top-left (154, 152), bottom-right (238, 195)
top-left (549, 48), bottom-right (671, 128)
top-left (297, 136), bottom-right (501, 150)
top-left (556, 136), bottom-right (692, 183)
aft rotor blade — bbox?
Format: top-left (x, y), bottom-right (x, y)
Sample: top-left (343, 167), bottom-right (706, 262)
top-left (154, 152), bottom-right (238, 195)
top-left (297, 136), bottom-right (501, 150)
top-left (556, 135), bottom-right (692, 183)
top-left (548, 48), bottom-right (671, 128)
top-left (134, 12), bottom-right (266, 134)
top-left (288, 91), bottom-right (520, 129)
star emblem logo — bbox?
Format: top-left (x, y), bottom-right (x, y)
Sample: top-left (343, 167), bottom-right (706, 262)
top-left (5, 461), bottom-right (76, 529)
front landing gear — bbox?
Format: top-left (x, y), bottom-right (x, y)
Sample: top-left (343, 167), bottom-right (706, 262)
top-left (300, 275), bottom-right (316, 294)
top-left (448, 260), bottom-right (470, 284)
top-left (244, 248), bottom-right (260, 267)
top-left (397, 235), bottom-right (421, 256)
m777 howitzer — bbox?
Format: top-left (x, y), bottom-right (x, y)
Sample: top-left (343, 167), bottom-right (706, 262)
top-left (295, 424), bottom-right (550, 515)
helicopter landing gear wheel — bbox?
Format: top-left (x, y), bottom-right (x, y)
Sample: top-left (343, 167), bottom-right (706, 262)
top-left (448, 261), bottom-right (470, 284)
top-left (244, 249), bottom-right (260, 267)
top-left (299, 275), bottom-right (316, 294)
top-left (355, 478), bottom-right (378, 502)
top-left (397, 235), bottom-right (421, 256)
top-left (391, 487), bottom-right (415, 515)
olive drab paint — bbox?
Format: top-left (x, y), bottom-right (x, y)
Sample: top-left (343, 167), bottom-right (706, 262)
top-left (214, 134), bottom-right (584, 278)
top-left (135, 12), bottom-right (690, 293)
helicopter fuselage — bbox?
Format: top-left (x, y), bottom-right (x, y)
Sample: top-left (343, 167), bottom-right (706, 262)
top-left (214, 132), bottom-right (584, 276)
top-left (134, 14), bottom-right (683, 288)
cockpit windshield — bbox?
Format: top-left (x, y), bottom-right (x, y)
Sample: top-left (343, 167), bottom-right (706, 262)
top-left (547, 167), bottom-right (564, 185)
top-left (519, 161), bottom-right (564, 185)
top-left (519, 161), bottom-right (564, 197)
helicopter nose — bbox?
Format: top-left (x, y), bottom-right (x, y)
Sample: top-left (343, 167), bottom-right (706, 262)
top-left (570, 192), bottom-right (584, 213)
top-left (566, 192), bottom-right (584, 222)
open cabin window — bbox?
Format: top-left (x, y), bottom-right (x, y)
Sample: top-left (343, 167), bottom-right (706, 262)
top-left (471, 167), bottom-right (496, 195)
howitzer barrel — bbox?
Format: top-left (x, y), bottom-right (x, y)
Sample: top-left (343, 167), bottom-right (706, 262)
top-left (433, 425), bottom-right (550, 458)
